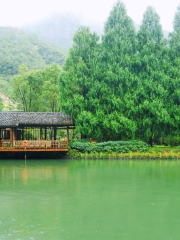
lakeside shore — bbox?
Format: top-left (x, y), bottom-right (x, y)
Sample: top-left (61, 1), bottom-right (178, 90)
top-left (67, 146), bottom-right (180, 160)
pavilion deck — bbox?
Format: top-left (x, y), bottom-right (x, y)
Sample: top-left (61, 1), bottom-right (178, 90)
top-left (0, 140), bottom-right (68, 152)
top-left (0, 112), bottom-right (74, 155)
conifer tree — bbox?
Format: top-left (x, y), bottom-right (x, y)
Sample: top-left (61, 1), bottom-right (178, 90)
top-left (136, 7), bottom-right (170, 145)
top-left (59, 27), bottom-right (101, 139)
top-left (168, 5), bottom-right (180, 139)
top-left (100, 1), bottom-right (137, 140)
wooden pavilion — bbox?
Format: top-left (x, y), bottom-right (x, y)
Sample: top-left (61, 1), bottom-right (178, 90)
top-left (0, 112), bottom-right (74, 153)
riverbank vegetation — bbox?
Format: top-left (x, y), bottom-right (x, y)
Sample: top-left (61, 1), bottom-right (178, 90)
top-left (67, 143), bottom-right (180, 160)
top-left (67, 140), bottom-right (180, 159)
top-left (70, 140), bottom-right (149, 153)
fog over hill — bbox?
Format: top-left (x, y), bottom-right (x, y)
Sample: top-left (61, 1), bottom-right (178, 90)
top-left (0, 27), bottom-right (66, 76)
top-left (22, 12), bottom-right (169, 50)
top-left (22, 13), bottom-right (104, 50)
top-left (0, 12), bottom-right (169, 77)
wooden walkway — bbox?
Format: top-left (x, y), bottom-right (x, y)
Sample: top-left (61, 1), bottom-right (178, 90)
top-left (0, 140), bottom-right (68, 152)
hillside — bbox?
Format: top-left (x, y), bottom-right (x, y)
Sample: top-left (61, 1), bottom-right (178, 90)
top-left (23, 13), bottom-right (104, 49)
top-left (0, 27), bottom-right (66, 76)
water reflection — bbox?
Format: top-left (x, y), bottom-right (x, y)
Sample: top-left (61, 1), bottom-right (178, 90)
top-left (22, 168), bottom-right (28, 182)
top-left (0, 159), bottom-right (180, 240)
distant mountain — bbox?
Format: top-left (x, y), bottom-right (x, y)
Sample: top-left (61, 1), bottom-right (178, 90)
top-left (0, 27), bottom-right (66, 76)
top-left (23, 13), bottom-right (169, 50)
top-left (23, 13), bottom-right (104, 50)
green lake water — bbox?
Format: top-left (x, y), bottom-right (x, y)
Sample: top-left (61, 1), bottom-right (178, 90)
top-left (0, 159), bottom-right (180, 240)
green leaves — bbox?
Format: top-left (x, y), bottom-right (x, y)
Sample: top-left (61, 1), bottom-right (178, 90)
top-left (12, 64), bottom-right (61, 112)
top-left (58, 3), bottom-right (180, 145)
top-left (70, 140), bottom-right (149, 153)
top-left (0, 27), bottom-right (66, 76)
top-left (138, 7), bottom-right (163, 47)
top-left (0, 97), bottom-right (3, 111)
top-left (173, 5), bottom-right (180, 33)
top-left (59, 27), bottom-right (101, 137)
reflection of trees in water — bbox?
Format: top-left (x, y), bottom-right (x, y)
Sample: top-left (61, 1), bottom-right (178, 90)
top-left (0, 163), bottom-right (69, 188)
top-left (1, 160), bottom-right (180, 190)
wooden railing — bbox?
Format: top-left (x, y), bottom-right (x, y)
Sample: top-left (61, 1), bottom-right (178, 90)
top-left (0, 140), bottom-right (68, 150)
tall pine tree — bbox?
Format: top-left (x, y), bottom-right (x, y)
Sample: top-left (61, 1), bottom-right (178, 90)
top-left (59, 27), bottom-right (101, 139)
top-left (168, 5), bottom-right (180, 140)
top-left (136, 7), bottom-right (171, 145)
top-left (99, 1), bottom-right (137, 140)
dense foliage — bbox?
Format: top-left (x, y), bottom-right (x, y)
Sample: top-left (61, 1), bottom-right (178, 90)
top-left (12, 64), bottom-right (61, 112)
top-left (59, 1), bottom-right (180, 145)
top-left (0, 97), bottom-right (3, 111)
top-left (0, 27), bottom-right (66, 76)
top-left (70, 140), bottom-right (149, 153)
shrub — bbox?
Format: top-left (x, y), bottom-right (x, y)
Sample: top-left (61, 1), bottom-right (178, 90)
top-left (70, 140), bottom-right (149, 153)
top-left (163, 135), bottom-right (180, 146)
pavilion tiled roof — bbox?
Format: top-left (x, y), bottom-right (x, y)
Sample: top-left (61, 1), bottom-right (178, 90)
top-left (0, 112), bottom-right (74, 127)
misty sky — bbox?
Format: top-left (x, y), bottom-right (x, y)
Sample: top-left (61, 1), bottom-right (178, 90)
top-left (0, 0), bottom-right (180, 31)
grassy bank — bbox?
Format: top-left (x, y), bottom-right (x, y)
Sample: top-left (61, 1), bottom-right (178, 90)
top-left (67, 142), bottom-right (180, 160)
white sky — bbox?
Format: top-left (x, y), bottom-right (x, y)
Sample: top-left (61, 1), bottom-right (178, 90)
top-left (0, 0), bottom-right (179, 31)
